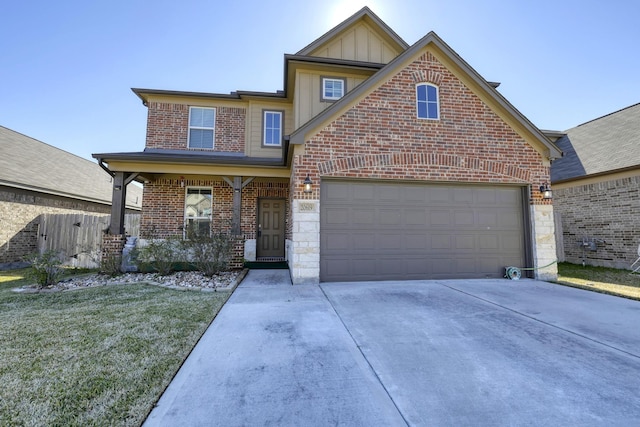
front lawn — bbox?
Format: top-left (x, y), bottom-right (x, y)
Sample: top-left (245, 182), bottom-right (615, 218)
top-left (0, 269), bottom-right (230, 426)
top-left (556, 262), bottom-right (640, 300)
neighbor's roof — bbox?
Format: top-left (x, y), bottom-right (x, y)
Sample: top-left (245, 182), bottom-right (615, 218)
top-left (551, 102), bottom-right (640, 183)
top-left (0, 126), bottom-right (142, 209)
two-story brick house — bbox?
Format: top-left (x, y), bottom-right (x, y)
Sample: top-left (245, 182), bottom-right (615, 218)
top-left (94, 7), bottom-right (561, 284)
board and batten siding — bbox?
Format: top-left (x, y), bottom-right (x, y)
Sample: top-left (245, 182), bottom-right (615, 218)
top-left (307, 21), bottom-right (402, 63)
top-left (294, 71), bottom-right (370, 128)
top-left (246, 101), bottom-right (293, 158)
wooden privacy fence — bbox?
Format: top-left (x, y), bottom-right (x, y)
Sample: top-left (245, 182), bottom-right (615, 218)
top-left (37, 213), bottom-right (140, 268)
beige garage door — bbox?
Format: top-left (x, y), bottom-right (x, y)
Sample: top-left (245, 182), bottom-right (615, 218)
top-left (320, 180), bottom-right (527, 282)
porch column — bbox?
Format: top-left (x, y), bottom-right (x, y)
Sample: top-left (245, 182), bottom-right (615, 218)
top-left (109, 172), bottom-right (139, 235)
top-left (232, 176), bottom-right (242, 235)
top-left (110, 172), bottom-right (127, 235)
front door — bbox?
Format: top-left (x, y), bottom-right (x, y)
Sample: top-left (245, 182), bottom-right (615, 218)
top-left (257, 198), bottom-right (285, 259)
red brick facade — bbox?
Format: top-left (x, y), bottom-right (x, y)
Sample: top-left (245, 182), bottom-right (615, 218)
top-left (140, 178), bottom-right (289, 266)
top-left (292, 51), bottom-right (551, 204)
top-left (145, 102), bottom-right (245, 152)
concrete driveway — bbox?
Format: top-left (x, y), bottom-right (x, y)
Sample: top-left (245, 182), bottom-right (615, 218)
top-left (144, 270), bottom-right (640, 426)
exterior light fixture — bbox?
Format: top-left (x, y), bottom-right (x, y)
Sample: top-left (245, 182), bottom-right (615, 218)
top-left (303, 175), bottom-right (313, 193)
top-left (539, 182), bottom-right (552, 200)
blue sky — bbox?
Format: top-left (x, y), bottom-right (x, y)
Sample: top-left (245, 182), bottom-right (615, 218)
top-left (2, 0), bottom-right (639, 161)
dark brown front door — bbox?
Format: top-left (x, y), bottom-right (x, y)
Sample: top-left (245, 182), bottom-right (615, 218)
top-left (257, 198), bottom-right (285, 258)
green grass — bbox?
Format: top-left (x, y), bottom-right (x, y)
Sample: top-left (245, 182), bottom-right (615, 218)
top-left (0, 269), bottom-right (230, 426)
top-left (556, 262), bottom-right (640, 300)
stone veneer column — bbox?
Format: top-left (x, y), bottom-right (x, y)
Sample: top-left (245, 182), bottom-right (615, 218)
top-left (289, 199), bottom-right (320, 285)
top-left (531, 204), bottom-right (558, 281)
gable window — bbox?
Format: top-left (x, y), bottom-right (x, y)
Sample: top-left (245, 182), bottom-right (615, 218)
top-left (263, 111), bottom-right (283, 147)
top-left (416, 83), bottom-right (439, 120)
top-left (188, 107), bottom-right (215, 149)
top-left (322, 77), bottom-right (345, 101)
top-left (184, 187), bottom-right (212, 238)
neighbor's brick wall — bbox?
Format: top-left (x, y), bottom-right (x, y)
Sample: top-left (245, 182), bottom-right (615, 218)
top-left (0, 187), bottom-right (111, 265)
top-left (292, 50), bottom-right (551, 198)
top-left (554, 176), bottom-right (640, 269)
top-left (145, 102), bottom-right (246, 152)
top-left (141, 178), bottom-right (289, 267)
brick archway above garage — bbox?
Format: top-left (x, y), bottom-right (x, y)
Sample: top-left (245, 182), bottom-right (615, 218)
top-left (317, 153), bottom-right (533, 183)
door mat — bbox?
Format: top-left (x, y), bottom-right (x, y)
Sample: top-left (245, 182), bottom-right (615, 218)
top-left (244, 261), bottom-right (289, 269)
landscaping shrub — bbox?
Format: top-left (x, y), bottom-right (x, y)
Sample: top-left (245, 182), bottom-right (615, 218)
top-left (182, 230), bottom-right (233, 277)
top-left (134, 236), bottom-right (184, 276)
top-left (24, 250), bottom-right (65, 287)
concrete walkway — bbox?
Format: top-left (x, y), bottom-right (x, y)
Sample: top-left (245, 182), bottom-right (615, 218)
top-left (144, 271), bottom-right (640, 426)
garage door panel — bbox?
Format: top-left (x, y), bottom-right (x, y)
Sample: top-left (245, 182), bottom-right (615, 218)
top-left (454, 211), bottom-right (475, 226)
top-left (320, 181), bottom-right (525, 282)
top-left (430, 211), bottom-right (453, 226)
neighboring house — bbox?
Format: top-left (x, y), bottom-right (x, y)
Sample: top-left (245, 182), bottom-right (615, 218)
top-left (0, 126), bottom-right (142, 268)
top-left (551, 103), bottom-right (640, 269)
top-left (94, 7), bottom-right (561, 284)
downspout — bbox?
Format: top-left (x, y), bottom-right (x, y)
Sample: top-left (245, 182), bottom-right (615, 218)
top-left (96, 158), bottom-right (115, 177)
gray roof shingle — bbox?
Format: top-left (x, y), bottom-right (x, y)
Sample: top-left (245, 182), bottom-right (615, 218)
top-left (0, 126), bottom-right (142, 209)
top-left (551, 103), bottom-right (640, 182)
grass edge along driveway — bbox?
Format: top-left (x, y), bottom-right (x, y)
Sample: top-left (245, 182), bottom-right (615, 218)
top-left (0, 269), bottom-right (230, 427)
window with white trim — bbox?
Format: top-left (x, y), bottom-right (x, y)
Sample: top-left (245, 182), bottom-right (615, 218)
top-left (184, 187), bottom-right (212, 238)
top-left (322, 77), bottom-right (345, 101)
top-left (263, 111), bottom-right (282, 147)
top-left (416, 83), bottom-right (439, 120)
top-left (188, 107), bottom-right (215, 149)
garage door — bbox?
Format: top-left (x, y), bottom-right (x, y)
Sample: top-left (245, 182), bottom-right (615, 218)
top-left (320, 180), bottom-right (527, 282)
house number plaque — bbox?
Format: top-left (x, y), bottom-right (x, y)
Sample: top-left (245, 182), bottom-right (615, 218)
top-left (299, 202), bottom-right (316, 212)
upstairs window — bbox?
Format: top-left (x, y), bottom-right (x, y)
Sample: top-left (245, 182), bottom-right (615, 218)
top-left (188, 107), bottom-right (215, 149)
top-left (416, 83), bottom-right (439, 120)
top-left (263, 111), bottom-right (283, 147)
top-left (322, 77), bottom-right (345, 101)
top-left (184, 187), bottom-right (212, 238)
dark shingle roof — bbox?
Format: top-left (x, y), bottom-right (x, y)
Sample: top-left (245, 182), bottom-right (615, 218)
top-left (551, 103), bottom-right (640, 182)
top-left (0, 126), bottom-right (142, 209)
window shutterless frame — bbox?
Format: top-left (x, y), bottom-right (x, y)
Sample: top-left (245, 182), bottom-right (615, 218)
top-left (321, 77), bottom-right (346, 102)
top-left (188, 107), bottom-right (216, 149)
top-left (184, 187), bottom-right (213, 238)
top-left (416, 83), bottom-right (440, 120)
top-left (262, 110), bottom-right (283, 147)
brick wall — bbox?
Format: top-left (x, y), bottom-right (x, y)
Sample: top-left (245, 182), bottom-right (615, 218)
top-left (288, 49), bottom-right (554, 283)
top-left (554, 176), bottom-right (640, 269)
top-left (141, 177), bottom-right (289, 266)
top-left (101, 234), bottom-right (126, 267)
top-left (293, 51), bottom-right (550, 195)
top-left (0, 187), bottom-right (111, 266)
top-left (145, 102), bottom-right (246, 152)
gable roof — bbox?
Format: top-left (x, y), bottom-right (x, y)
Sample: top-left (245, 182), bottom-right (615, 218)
top-left (551, 102), bottom-right (640, 183)
top-left (0, 126), bottom-right (142, 209)
top-left (289, 31), bottom-right (562, 160)
top-left (296, 7), bottom-right (409, 57)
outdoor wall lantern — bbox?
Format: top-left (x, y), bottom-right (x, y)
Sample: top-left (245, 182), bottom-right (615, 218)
top-left (539, 182), bottom-right (552, 200)
top-left (303, 175), bottom-right (313, 193)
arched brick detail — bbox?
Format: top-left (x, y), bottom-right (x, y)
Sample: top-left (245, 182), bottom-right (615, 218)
top-left (317, 153), bottom-right (532, 183)
top-left (411, 69), bottom-right (444, 86)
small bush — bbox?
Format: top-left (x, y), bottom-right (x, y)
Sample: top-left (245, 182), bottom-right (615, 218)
top-left (100, 253), bottom-right (123, 277)
top-left (24, 250), bottom-right (65, 288)
top-left (135, 236), bottom-right (183, 276)
top-left (182, 230), bottom-right (233, 277)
